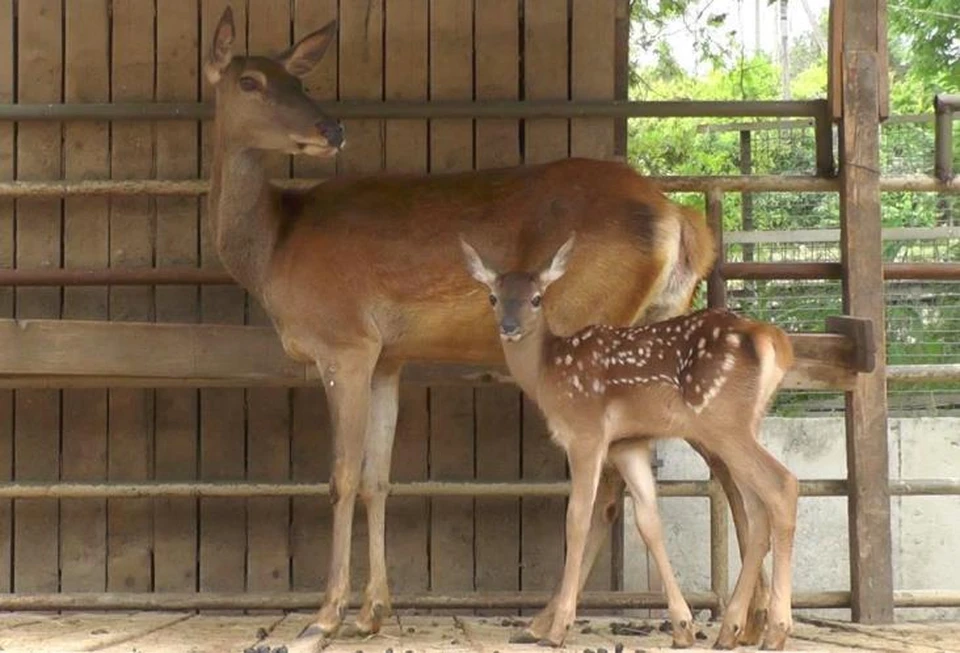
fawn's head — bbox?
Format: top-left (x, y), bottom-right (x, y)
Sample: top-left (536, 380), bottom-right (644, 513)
top-left (204, 6), bottom-right (345, 157)
top-left (460, 235), bottom-right (576, 341)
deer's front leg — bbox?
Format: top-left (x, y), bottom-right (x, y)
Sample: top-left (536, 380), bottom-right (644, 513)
top-left (541, 439), bottom-right (605, 648)
top-left (355, 361), bottom-right (402, 635)
top-left (515, 465), bottom-right (623, 644)
top-left (299, 350), bottom-right (378, 641)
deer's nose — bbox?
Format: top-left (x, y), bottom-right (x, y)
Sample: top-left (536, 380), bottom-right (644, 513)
top-left (318, 120), bottom-right (344, 148)
top-left (499, 319), bottom-right (522, 339)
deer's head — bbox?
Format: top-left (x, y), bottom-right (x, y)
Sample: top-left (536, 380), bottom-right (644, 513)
top-left (460, 235), bottom-right (576, 341)
top-left (204, 6), bottom-right (345, 157)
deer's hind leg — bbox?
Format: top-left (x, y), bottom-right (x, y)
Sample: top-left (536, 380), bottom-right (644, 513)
top-left (354, 360), bottom-right (403, 635)
top-left (689, 441), bottom-right (771, 645)
top-left (707, 433), bottom-right (798, 651)
top-left (610, 440), bottom-right (696, 648)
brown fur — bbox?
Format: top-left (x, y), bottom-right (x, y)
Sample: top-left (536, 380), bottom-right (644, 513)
top-left (462, 237), bottom-right (799, 650)
top-left (203, 6), bottom-right (719, 644)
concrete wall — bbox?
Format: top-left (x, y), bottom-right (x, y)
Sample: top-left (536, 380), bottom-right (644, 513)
top-left (622, 417), bottom-right (960, 621)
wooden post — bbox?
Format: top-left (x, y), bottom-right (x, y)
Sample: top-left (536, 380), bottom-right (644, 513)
top-left (704, 188), bottom-right (729, 617)
top-left (474, 0), bottom-right (523, 609)
top-left (290, 0), bottom-right (337, 594)
top-left (836, 0), bottom-right (895, 624)
top-left (389, 0), bottom-right (430, 599)
top-left (154, 0), bottom-right (200, 594)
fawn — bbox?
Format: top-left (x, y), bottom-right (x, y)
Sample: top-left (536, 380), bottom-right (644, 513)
top-left (461, 233), bottom-right (799, 650)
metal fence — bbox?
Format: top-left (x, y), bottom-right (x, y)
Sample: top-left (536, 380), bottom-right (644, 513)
top-left (633, 114), bottom-right (960, 416)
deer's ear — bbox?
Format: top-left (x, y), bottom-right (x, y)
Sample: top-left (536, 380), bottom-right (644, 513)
top-left (539, 233), bottom-right (576, 288)
top-left (459, 237), bottom-right (498, 288)
top-left (204, 6), bottom-right (235, 85)
top-left (279, 20), bottom-right (337, 78)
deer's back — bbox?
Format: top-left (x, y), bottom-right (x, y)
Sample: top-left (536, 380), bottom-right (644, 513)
top-left (264, 158), bottom-right (714, 364)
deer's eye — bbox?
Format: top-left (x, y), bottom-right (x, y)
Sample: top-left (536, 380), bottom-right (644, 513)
top-left (531, 294), bottom-right (542, 308)
top-left (489, 294), bottom-right (498, 306)
top-left (239, 76), bottom-right (262, 92)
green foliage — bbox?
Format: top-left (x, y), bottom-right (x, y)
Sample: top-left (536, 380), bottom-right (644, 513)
top-left (888, 0), bottom-right (960, 95)
top-left (625, 0), bottom-right (960, 415)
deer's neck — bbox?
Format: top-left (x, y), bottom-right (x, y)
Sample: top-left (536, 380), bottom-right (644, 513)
top-left (501, 320), bottom-right (558, 404)
top-left (208, 121), bottom-right (278, 292)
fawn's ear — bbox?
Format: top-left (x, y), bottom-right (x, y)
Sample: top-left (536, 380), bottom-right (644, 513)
top-left (204, 6), bottom-right (235, 85)
top-left (459, 237), bottom-right (498, 288)
top-left (539, 233), bottom-right (576, 288)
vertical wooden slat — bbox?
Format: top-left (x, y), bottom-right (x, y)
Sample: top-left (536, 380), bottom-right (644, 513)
top-left (520, 0), bottom-right (569, 600)
top-left (338, 0), bottom-right (384, 590)
top-left (839, 0), bottom-right (894, 624)
top-left (428, 0), bottom-right (475, 607)
top-left (154, 0), bottom-right (200, 594)
top-left (474, 0), bottom-right (522, 609)
top-left (61, 0), bottom-right (109, 594)
top-left (290, 0), bottom-right (337, 593)
top-left (386, 0), bottom-right (429, 597)
top-left (109, 0), bottom-right (155, 594)
top-left (0, 0), bottom-right (12, 594)
top-left (200, 0), bottom-right (248, 600)
top-left (570, 0), bottom-right (618, 595)
top-left (245, 0), bottom-right (293, 599)
top-left (14, 0), bottom-right (63, 595)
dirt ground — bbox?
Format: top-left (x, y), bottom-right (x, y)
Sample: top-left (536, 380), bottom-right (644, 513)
top-left (1, 612), bottom-right (959, 653)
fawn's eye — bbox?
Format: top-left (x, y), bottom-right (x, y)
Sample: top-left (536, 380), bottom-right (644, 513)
top-left (489, 294), bottom-right (498, 306)
top-left (531, 294), bottom-right (542, 308)
top-left (239, 76), bottom-right (261, 92)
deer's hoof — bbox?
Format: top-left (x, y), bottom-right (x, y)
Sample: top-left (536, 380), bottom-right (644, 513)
top-left (759, 620), bottom-right (791, 651)
top-left (509, 629), bottom-right (542, 644)
top-left (671, 619), bottom-right (696, 649)
top-left (354, 601), bottom-right (388, 636)
top-left (740, 607), bottom-right (768, 646)
top-left (712, 622), bottom-right (740, 650)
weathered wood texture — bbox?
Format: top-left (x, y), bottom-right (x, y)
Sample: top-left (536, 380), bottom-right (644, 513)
top-left (61, 0), bottom-right (109, 596)
top-left (0, 2), bottom-right (634, 605)
top-left (0, 613), bottom-right (952, 653)
top-left (837, 0), bottom-right (895, 624)
top-left (0, 0), bottom-right (13, 595)
top-left (521, 0), bottom-right (575, 608)
top-left (15, 0), bottom-right (63, 596)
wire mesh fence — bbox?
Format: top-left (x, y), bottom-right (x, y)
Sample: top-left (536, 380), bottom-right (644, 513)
top-left (629, 114), bottom-right (960, 416)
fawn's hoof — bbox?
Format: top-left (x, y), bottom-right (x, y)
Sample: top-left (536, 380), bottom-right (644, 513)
top-left (671, 619), bottom-right (696, 648)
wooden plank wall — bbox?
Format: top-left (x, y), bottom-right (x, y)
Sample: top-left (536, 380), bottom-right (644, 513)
top-left (1, 0), bottom-right (623, 605)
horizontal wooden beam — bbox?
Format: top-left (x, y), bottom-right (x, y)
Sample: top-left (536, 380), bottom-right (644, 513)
top-left (0, 99), bottom-right (829, 122)
top-left (0, 478), bottom-right (950, 499)
top-left (0, 175), bottom-right (957, 198)
top-left (0, 589), bottom-right (956, 611)
top-left (0, 319), bottom-right (860, 390)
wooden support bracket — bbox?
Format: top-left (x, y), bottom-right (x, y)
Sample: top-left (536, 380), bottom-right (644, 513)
top-left (825, 315), bottom-right (876, 373)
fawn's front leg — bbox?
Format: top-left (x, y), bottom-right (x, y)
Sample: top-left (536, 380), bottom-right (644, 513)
top-left (514, 466), bottom-right (624, 644)
top-left (542, 439), bottom-right (605, 647)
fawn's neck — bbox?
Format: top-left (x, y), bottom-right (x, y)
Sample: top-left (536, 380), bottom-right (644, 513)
top-left (500, 318), bottom-right (558, 404)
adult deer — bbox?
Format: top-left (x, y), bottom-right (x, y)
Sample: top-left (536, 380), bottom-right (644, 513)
top-left (462, 234), bottom-right (799, 650)
top-left (203, 6), bottom-right (770, 648)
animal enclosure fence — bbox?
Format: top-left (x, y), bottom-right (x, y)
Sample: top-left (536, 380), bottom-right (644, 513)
top-left (0, 0), bottom-right (957, 626)
top-left (646, 113), bottom-right (960, 416)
